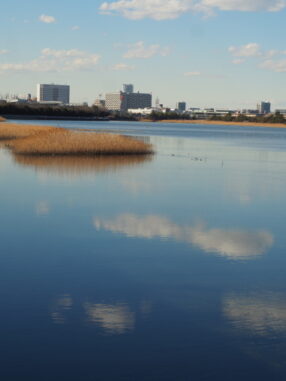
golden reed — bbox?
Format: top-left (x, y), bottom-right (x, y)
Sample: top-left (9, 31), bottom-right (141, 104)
top-left (0, 123), bottom-right (153, 156)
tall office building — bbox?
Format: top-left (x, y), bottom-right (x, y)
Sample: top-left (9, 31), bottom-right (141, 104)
top-left (105, 92), bottom-right (128, 111)
top-left (37, 84), bottom-right (70, 104)
top-left (177, 102), bottom-right (186, 112)
top-left (259, 101), bottom-right (271, 114)
top-left (123, 84), bottom-right (134, 94)
top-left (105, 90), bottom-right (152, 111)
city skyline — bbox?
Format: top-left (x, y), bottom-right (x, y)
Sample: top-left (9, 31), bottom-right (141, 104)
top-left (1, 0), bottom-right (286, 108)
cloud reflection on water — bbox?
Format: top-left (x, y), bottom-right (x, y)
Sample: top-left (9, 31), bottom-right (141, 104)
top-left (35, 200), bottom-right (50, 215)
top-left (50, 294), bottom-right (73, 324)
top-left (94, 214), bottom-right (273, 260)
top-left (84, 303), bottom-right (135, 334)
top-left (224, 293), bottom-right (286, 335)
top-left (50, 295), bottom-right (149, 334)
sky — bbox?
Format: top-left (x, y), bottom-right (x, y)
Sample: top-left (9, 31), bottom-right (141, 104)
top-left (0, 0), bottom-right (286, 109)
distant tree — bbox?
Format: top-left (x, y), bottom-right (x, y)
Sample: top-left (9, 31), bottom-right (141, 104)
top-left (236, 114), bottom-right (247, 122)
top-left (223, 112), bottom-right (234, 122)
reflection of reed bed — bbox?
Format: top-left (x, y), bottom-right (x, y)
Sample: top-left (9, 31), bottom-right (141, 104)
top-left (13, 154), bottom-right (153, 175)
top-left (9, 129), bottom-right (153, 156)
top-left (0, 123), bottom-right (60, 140)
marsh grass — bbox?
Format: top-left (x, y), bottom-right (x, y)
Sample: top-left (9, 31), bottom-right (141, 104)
top-left (9, 129), bottom-right (153, 156)
top-left (0, 123), bottom-right (59, 140)
top-left (13, 154), bottom-right (152, 175)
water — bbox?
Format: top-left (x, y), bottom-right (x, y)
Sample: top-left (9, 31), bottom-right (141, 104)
top-left (1, 120), bottom-right (286, 380)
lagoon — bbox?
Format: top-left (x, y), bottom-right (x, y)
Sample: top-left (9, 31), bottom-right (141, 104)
top-left (1, 120), bottom-right (286, 380)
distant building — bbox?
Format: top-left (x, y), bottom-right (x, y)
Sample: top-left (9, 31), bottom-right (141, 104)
top-left (37, 84), bottom-right (70, 104)
top-left (37, 101), bottom-right (64, 106)
top-left (7, 98), bottom-right (28, 104)
top-left (127, 92), bottom-right (152, 110)
top-left (259, 101), bottom-right (271, 114)
top-left (105, 90), bottom-right (152, 112)
top-left (105, 92), bottom-right (127, 111)
top-left (275, 109), bottom-right (286, 115)
top-left (94, 99), bottom-right (106, 108)
top-left (177, 102), bottom-right (186, 112)
top-left (128, 108), bottom-right (153, 115)
top-left (242, 109), bottom-right (259, 115)
top-left (123, 84), bottom-right (134, 94)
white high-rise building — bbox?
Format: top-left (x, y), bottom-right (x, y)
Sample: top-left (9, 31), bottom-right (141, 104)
top-left (105, 89), bottom-right (152, 112)
top-left (37, 84), bottom-right (70, 104)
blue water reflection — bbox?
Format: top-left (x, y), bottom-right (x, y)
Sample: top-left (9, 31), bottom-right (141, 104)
top-left (1, 120), bottom-right (286, 380)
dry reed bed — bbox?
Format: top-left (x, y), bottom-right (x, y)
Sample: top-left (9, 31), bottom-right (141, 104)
top-left (13, 154), bottom-right (152, 175)
top-left (0, 123), bottom-right (60, 140)
top-left (9, 129), bottom-right (153, 156)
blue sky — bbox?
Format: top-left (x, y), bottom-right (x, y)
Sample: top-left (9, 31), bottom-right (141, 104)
top-left (1, 0), bottom-right (286, 109)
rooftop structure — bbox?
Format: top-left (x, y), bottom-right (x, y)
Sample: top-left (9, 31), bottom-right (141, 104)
top-left (123, 84), bottom-right (134, 94)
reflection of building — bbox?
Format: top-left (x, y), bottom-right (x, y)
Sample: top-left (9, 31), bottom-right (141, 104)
top-left (37, 84), bottom-right (70, 104)
top-left (105, 90), bottom-right (152, 112)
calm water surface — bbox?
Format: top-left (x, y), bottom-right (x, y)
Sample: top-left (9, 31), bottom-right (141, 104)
top-left (1, 121), bottom-right (286, 380)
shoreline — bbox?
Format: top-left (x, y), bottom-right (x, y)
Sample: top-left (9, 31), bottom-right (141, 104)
top-left (140, 119), bottom-right (286, 128)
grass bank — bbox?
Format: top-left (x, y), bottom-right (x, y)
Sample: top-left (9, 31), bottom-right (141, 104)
top-left (1, 123), bottom-right (153, 156)
top-left (0, 122), bottom-right (59, 140)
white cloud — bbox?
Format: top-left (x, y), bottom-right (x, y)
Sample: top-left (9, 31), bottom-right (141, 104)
top-left (100, 0), bottom-right (192, 20)
top-left (228, 43), bottom-right (286, 71)
top-left (202, 0), bottom-right (286, 12)
top-left (42, 48), bottom-right (86, 58)
top-left (260, 58), bottom-right (286, 72)
top-left (71, 25), bottom-right (80, 30)
top-left (224, 293), bottom-right (286, 335)
top-left (232, 58), bottom-right (245, 64)
top-left (111, 63), bottom-right (135, 71)
top-left (228, 43), bottom-right (261, 57)
top-left (39, 14), bottom-right (56, 24)
top-left (99, 0), bottom-right (286, 20)
top-left (0, 49), bottom-right (8, 55)
top-left (123, 41), bottom-right (170, 59)
top-left (84, 303), bottom-right (135, 334)
top-left (0, 48), bottom-right (100, 73)
top-left (94, 214), bottom-right (274, 260)
top-left (184, 71), bottom-right (201, 76)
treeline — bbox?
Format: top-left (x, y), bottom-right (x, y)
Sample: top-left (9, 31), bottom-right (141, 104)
top-left (0, 103), bottom-right (138, 121)
top-left (0, 103), bottom-right (109, 118)
top-left (146, 110), bottom-right (286, 124)
top-left (209, 112), bottom-right (286, 124)
top-left (146, 111), bottom-right (191, 121)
